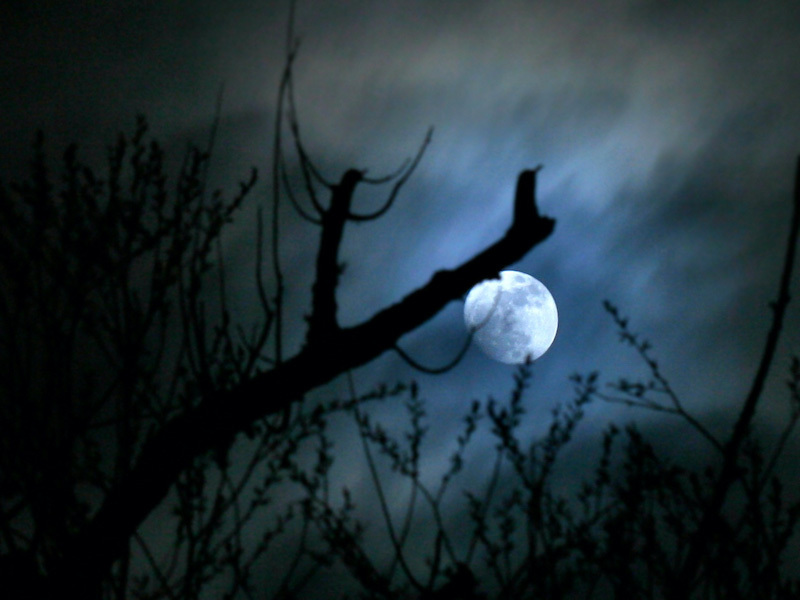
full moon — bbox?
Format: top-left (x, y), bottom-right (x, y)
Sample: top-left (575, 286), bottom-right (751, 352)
top-left (463, 271), bottom-right (558, 364)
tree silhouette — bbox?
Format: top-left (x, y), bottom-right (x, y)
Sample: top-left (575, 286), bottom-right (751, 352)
top-left (2, 5), bottom-right (800, 599)
top-left (0, 16), bottom-right (553, 600)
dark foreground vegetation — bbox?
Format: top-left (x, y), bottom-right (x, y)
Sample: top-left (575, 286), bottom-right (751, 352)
top-left (1, 6), bottom-right (799, 598)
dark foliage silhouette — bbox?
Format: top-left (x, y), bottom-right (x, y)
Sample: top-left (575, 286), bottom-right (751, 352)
top-left (0, 15), bottom-right (553, 600)
top-left (1, 3), bottom-right (799, 598)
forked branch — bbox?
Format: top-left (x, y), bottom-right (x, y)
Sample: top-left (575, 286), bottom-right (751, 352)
top-left (54, 166), bottom-right (555, 596)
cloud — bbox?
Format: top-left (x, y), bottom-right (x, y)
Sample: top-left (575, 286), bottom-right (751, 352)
top-left (3, 3), bottom-right (800, 589)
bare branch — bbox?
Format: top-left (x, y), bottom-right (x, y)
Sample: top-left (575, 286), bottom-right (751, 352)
top-left (307, 169), bottom-right (364, 346)
top-left (392, 333), bottom-right (473, 375)
top-left (54, 168), bottom-right (554, 594)
top-left (280, 154), bottom-right (322, 224)
top-left (672, 155), bottom-right (800, 598)
top-left (348, 127), bottom-right (433, 222)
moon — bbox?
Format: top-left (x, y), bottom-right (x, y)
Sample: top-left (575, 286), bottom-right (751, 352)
top-left (463, 271), bottom-right (558, 364)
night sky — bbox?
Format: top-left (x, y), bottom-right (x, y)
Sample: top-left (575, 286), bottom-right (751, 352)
top-left (3, 0), bottom-right (800, 592)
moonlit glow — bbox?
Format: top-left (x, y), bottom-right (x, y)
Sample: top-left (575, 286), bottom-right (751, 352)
top-left (463, 270), bottom-right (558, 364)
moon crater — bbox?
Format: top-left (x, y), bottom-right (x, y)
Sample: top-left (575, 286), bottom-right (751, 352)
top-left (463, 271), bottom-right (558, 364)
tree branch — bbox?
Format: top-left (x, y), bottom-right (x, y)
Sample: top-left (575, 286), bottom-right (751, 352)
top-left (348, 128), bottom-right (433, 222)
top-left (671, 155), bottom-right (800, 597)
top-left (306, 169), bottom-right (364, 346)
top-left (54, 168), bottom-right (554, 595)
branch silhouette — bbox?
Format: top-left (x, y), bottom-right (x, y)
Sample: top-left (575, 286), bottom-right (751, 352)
top-left (55, 168), bottom-right (554, 594)
top-left (669, 155), bottom-right (800, 598)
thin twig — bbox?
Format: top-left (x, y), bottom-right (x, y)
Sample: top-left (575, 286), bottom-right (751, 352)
top-left (348, 128), bottom-right (433, 221)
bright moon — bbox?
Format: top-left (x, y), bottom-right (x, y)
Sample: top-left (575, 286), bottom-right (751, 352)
top-left (463, 271), bottom-right (558, 364)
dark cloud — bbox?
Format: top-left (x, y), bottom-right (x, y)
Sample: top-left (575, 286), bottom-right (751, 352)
top-left (3, 0), bottom-right (800, 589)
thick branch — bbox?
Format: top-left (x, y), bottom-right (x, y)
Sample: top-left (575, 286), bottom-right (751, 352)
top-left (306, 169), bottom-right (363, 345)
top-left (55, 168), bottom-right (554, 595)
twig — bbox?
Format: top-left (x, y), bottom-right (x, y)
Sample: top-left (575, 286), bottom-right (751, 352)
top-left (672, 156), bottom-right (800, 597)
